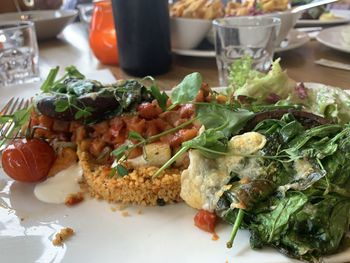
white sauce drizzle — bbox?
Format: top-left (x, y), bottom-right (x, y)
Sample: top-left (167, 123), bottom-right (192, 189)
top-left (34, 164), bottom-right (83, 204)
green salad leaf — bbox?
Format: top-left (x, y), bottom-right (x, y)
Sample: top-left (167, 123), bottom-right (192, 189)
top-left (170, 72), bottom-right (202, 105)
top-left (231, 59), bottom-right (296, 102)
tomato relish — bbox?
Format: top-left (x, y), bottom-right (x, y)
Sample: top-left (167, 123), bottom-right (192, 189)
top-left (30, 84), bottom-right (212, 166)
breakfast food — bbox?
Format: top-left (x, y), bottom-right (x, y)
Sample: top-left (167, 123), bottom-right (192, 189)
top-left (170, 0), bottom-right (289, 19)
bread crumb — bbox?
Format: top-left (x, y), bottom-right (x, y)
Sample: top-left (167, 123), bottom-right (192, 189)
top-left (137, 209), bottom-right (143, 215)
top-left (52, 227), bottom-right (74, 246)
top-left (121, 211), bottom-right (129, 217)
top-left (65, 192), bottom-right (84, 206)
top-left (110, 206), bottom-right (117, 212)
top-left (117, 204), bottom-right (128, 211)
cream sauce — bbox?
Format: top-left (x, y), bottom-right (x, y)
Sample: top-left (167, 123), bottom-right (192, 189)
top-left (34, 164), bottom-right (83, 204)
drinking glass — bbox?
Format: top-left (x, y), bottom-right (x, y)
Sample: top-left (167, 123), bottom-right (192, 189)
top-left (213, 16), bottom-right (281, 87)
top-left (0, 21), bottom-right (39, 86)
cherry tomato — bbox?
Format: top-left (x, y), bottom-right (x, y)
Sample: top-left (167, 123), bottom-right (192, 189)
top-left (2, 138), bottom-right (55, 182)
top-left (194, 209), bottom-right (217, 233)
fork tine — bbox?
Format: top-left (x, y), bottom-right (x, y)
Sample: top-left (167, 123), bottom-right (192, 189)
top-left (0, 97), bottom-right (17, 133)
top-left (0, 97), bottom-right (15, 115)
top-left (0, 98), bottom-right (31, 151)
top-left (1, 98), bottom-right (25, 137)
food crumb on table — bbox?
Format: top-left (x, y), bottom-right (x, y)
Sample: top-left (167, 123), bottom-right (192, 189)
top-left (137, 209), bottom-right (143, 215)
top-left (52, 227), bottom-right (74, 246)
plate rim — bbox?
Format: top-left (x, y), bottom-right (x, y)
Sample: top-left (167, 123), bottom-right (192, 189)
top-left (316, 25), bottom-right (350, 53)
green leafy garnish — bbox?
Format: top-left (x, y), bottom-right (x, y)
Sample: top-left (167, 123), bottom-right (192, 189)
top-left (196, 103), bottom-right (254, 137)
top-left (110, 118), bottom-right (197, 178)
top-left (0, 106), bottom-right (31, 147)
top-left (115, 164), bottom-right (129, 177)
top-left (40, 66), bottom-right (60, 92)
top-left (170, 72), bottom-right (202, 106)
top-left (141, 76), bottom-right (169, 111)
top-left (128, 131), bottom-right (145, 142)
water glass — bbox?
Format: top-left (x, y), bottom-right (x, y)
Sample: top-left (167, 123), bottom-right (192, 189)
top-left (213, 16), bottom-right (281, 87)
top-left (0, 21), bottom-right (39, 86)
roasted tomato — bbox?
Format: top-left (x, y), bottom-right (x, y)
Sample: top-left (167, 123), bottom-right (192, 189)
top-left (194, 209), bottom-right (217, 233)
top-left (2, 138), bottom-right (55, 182)
top-left (137, 101), bottom-right (162, 119)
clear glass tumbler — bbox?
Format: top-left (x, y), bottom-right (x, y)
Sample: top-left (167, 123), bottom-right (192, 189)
top-left (213, 16), bottom-right (281, 87)
top-left (0, 21), bottom-right (39, 86)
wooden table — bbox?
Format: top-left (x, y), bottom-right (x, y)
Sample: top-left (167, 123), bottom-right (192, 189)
top-left (39, 23), bottom-right (350, 90)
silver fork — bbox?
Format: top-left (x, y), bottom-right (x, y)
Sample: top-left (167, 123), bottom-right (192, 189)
top-left (0, 97), bottom-right (30, 151)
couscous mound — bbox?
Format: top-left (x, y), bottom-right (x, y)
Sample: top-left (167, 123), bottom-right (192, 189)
top-left (78, 148), bottom-right (182, 206)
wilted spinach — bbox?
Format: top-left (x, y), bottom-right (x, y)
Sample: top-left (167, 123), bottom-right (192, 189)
top-left (215, 115), bottom-right (350, 262)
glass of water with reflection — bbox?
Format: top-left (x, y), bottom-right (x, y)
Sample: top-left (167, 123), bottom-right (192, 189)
top-left (0, 21), bottom-right (39, 86)
top-left (213, 16), bottom-right (280, 87)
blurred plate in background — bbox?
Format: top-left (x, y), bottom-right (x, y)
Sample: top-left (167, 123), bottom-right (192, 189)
top-left (0, 10), bottom-right (77, 40)
top-left (316, 25), bottom-right (350, 53)
top-left (173, 29), bottom-right (309, 57)
top-left (296, 9), bottom-right (350, 26)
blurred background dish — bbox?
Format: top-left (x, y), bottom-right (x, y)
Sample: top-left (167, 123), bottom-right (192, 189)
top-left (170, 17), bottom-right (212, 49)
top-left (296, 8), bottom-right (350, 26)
top-left (0, 9), bottom-right (77, 40)
top-left (173, 29), bottom-right (309, 57)
top-left (316, 24), bottom-right (350, 53)
top-left (169, 0), bottom-right (301, 50)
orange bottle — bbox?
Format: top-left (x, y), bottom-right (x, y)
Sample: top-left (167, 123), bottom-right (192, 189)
top-left (89, 0), bottom-right (118, 65)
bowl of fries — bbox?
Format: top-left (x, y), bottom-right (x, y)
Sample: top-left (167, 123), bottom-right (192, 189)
top-left (170, 0), bottom-right (300, 49)
top-left (170, 0), bottom-right (223, 49)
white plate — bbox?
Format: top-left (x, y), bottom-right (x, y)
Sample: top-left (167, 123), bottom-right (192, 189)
top-left (296, 9), bottom-right (350, 26)
top-left (316, 25), bottom-right (350, 53)
top-left (1, 82), bottom-right (349, 263)
top-left (0, 10), bottom-right (77, 40)
top-left (172, 30), bottom-right (309, 57)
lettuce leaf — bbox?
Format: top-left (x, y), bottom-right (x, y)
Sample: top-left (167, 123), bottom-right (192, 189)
top-left (230, 59), bottom-right (296, 102)
top-left (227, 57), bottom-right (350, 124)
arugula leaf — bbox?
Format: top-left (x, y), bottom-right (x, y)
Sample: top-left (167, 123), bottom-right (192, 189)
top-left (183, 129), bottom-right (228, 159)
top-left (40, 66), bottom-right (59, 92)
top-left (170, 72), bottom-right (202, 105)
top-left (196, 103), bottom-right (254, 137)
top-left (150, 84), bottom-right (169, 111)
